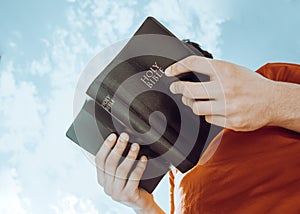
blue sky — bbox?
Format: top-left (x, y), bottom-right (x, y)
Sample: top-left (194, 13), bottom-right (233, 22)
top-left (0, 0), bottom-right (299, 213)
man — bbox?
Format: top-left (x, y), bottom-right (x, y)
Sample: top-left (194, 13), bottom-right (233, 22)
top-left (95, 44), bottom-right (300, 213)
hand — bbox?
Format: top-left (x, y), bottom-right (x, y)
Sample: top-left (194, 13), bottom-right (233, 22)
top-left (95, 132), bottom-right (164, 213)
top-left (165, 56), bottom-right (277, 131)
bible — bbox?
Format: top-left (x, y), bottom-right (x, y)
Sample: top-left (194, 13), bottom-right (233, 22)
top-left (66, 17), bottom-right (221, 193)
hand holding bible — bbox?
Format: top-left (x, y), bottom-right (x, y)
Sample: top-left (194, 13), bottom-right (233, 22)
top-left (165, 56), bottom-right (277, 131)
top-left (95, 133), bottom-right (164, 213)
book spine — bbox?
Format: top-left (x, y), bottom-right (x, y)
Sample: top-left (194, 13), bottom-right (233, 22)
top-left (100, 69), bottom-right (197, 155)
top-left (90, 85), bottom-right (194, 169)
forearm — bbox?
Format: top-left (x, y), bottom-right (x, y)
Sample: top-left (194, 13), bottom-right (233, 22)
top-left (269, 81), bottom-right (300, 133)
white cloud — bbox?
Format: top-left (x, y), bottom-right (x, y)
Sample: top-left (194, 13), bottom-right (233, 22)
top-left (50, 192), bottom-right (135, 214)
top-left (0, 1), bottom-right (228, 213)
top-left (0, 61), bottom-right (44, 158)
top-left (50, 193), bottom-right (98, 214)
top-left (0, 62), bottom-right (16, 98)
top-left (9, 42), bottom-right (17, 48)
top-left (145, 0), bottom-right (194, 37)
top-left (12, 31), bottom-right (22, 39)
top-left (30, 55), bottom-right (52, 76)
top-left (1, 1), bottom-right (139, 213)
top-left (184, 0), bottom-right (230, 57)
top-left (0, 168), bottom-right (31, 214)
top-left (145, 0), bottom-right (230, 57)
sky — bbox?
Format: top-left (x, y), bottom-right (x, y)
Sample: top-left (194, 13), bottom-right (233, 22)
top-left (0, 0), bottom-right (300, 213)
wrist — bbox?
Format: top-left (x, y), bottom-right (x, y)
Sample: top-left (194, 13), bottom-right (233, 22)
top-left (267, 81), bottom-right (285, 127)
top-left (268, 81), bottom-right (299, 129)
top-left (133, 198), bottom-right (165, 214)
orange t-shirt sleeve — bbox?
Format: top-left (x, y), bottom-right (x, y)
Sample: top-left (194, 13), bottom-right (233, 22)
top-left (256, 62), bottom-right (300, 83)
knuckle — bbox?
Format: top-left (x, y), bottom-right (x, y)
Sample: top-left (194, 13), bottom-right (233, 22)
top-left (105, 156), bottom-right (115, 167)
top-left (134, 165), bottom-right (145, 175)
top-left (104, 160), bottom-right (116, 174)
top-left (130, 171), bottom-right (140, 179)
top-left (116, 166), bottom-right (127, 177)
top-left (115, 141), bottom-right (126, 152)
top-left (107, 150), bottom-right (122, 164)
top-left (125, 151), bottom-right (134, 160)
top-left (182, 85), bottom-right (192, 97)
top-left (230, 116), bottom-right (245, 130)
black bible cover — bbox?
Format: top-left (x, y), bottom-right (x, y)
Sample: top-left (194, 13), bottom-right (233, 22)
top-left (66, 17), bottom-right (221, 193)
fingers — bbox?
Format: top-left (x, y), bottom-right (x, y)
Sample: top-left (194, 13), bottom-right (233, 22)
top-left (113, 143), bottom-right (140, 190)
top-left (104, 133), bottom-right (129, 194)
top-left (170, 81), bottom-right (215, 99)
top-left (105, 133), bottom-right (129, 176)
top-left (124, 156), bottom-right (147, 192)
top-left (181, 96), bottom-right (225, 116)
top-left (95, 133), bottom-right (146, 196)
top-left (95, 133), bottom-right (117, 186)
top-left (96, 132), bottom-right (147, 205)
top-left (165, 55), bottom-right (214, 77)
top-left (183, 98), bottom-right (213, 115)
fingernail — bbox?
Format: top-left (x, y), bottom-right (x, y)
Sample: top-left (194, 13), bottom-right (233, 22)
top-left (141, 156), bottom-right (147, 162)
top-left (169, 83), bottom-right (175, 93)
top-left (120, 133), bottom-right (129, 142)
top-left (108, 133), bottom-right (116, 141)
top-left (131, 143), bottom-right (139, 151)
top-left (165, 67), bottom-right (171, 76)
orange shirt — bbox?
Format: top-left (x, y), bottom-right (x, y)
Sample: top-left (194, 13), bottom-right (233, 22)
top-left (169, 63), bottom-right (300, 214)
